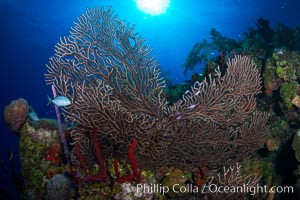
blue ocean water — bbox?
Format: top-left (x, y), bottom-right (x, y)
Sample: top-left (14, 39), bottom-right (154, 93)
top-left (0, 0), bottom-right (300, 199)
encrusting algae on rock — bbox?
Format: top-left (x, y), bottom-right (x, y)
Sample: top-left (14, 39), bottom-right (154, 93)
top-left (19, 120), bottom-right (71, 199)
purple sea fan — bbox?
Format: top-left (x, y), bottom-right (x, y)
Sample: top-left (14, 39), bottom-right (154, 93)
top-left (45, 6), bottom-right (269, 169)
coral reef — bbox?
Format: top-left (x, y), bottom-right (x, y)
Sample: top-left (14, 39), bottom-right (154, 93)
top-left (4, 98), bottom-right (29, 133)
top-left (19, 121), bottom-right (66, 199)
top-left (9, 7), bottom-right (300, 200)
top-left (45, 7), bottom-right (269, 171)
top-left (262, 49), bottom-right (300, 112)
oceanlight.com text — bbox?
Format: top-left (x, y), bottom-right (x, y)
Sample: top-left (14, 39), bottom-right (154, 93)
top-left (204, 183), bottom-right (294, 196)
top-left (136, 183), bottom-right (294, 196)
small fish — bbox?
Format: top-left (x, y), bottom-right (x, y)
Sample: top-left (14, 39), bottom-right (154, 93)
top-left (28, 112), bottom-right (39, 121)
top-left (187, 104), bottom-right (196, 109)
top-left (75, 172), bottom-right (81, 178)
top-left (278, 50), bottom-right (284, 55)
top-left (47, 96), bottom-right (71, 107)
top-left (176, 115), bottom-right (182, 120)
top-left (9, 151), bottom-right (13, 161)
top-left (184, 90), bottom-right (190, 95)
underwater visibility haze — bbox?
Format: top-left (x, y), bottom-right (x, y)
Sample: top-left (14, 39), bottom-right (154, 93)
top-left (1, 0), bottom-right (300, 199)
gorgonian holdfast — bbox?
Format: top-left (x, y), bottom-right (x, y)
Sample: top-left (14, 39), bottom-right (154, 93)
top-left (45, 6), bottom-right (269, 170)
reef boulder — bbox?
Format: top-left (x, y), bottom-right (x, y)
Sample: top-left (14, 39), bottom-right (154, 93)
top-left (4, 98), bottom-right (29, 133)
top-left (45, 174), bottom-right (72, 200)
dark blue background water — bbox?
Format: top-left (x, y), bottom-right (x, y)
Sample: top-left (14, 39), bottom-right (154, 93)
top-left (0, 0), bottom-right (300, 199)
